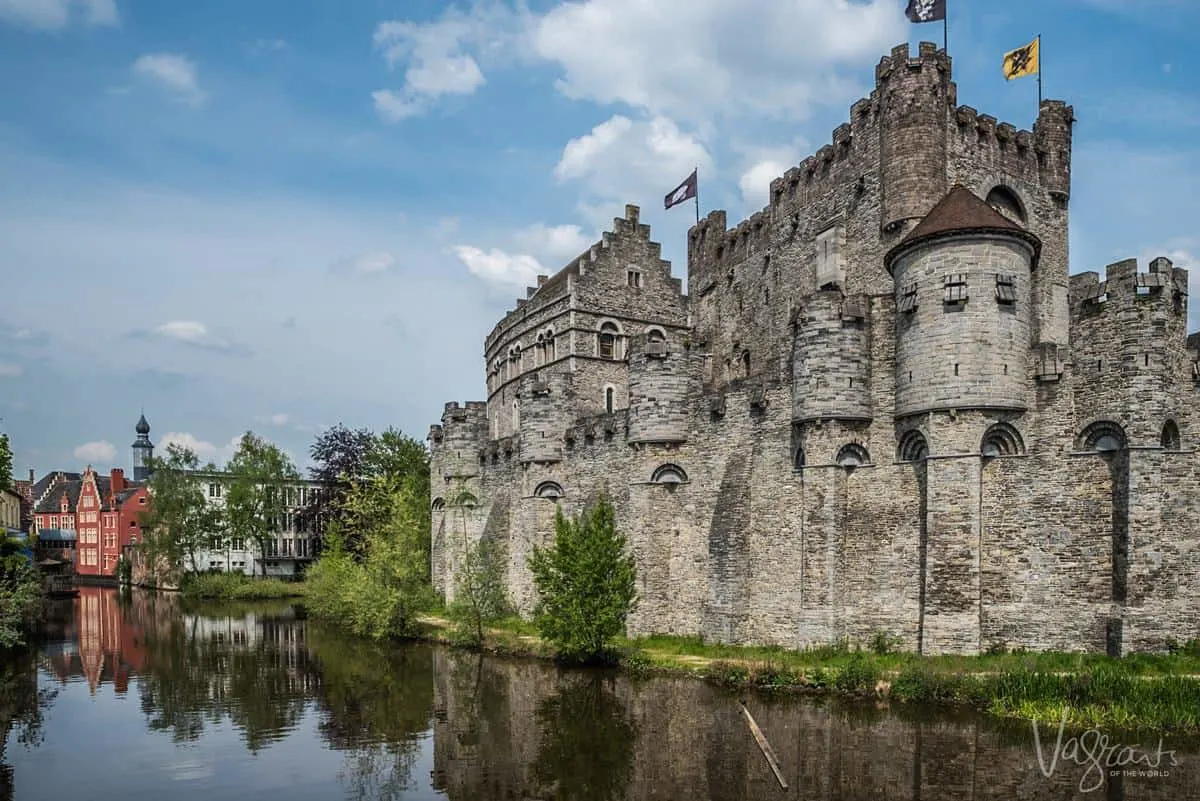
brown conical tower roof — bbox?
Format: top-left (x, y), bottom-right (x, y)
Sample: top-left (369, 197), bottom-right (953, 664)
top-left (885, 185), bottom-right (1041, 272)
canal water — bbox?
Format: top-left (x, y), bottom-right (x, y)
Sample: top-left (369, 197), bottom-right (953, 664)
top-left (1, 587), bottom-right (1196, 800)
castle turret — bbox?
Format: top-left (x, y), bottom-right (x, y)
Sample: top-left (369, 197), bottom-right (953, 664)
top-left (627, 332), bottom-right (690, 444)
top-left (517, 373), bottom-right (571, 464)
top-left (436, 402), bottom-right (488, 482)
top-left (132, 413), bottom-right (153, 482)
top-left (887, 186), bottom-right (1040, 417)
top-left (791, 292), bottom-right (872, 423)
top-left (1069, 257), bottom-right (1190, 446)
top-left (1033, 100), bottom-right (1073, 202)
top-left (878, 42), bottom-right (953, 234)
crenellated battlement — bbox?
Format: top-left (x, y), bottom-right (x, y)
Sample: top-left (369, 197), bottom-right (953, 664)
top-left (875, 40), bottom-right (949, 83)
top-left (1070, 257), bottom-right (1188, 316)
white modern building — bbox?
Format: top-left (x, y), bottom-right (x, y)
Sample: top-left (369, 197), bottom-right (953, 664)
top-left (192, 470), bottom-right (324, 578)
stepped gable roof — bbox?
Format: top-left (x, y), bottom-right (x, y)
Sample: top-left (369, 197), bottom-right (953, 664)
top-left (35, 479), bottom-right (82, 515)
top-left (885, 185), bottom-right (1041, 272)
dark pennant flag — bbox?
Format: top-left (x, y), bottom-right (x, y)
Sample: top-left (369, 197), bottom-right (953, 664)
top-left (905, 0), bottom-right (946, 23)
top-left (664, 169), bottom-right (698, 210)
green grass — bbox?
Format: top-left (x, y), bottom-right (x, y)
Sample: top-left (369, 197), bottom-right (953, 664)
top-left (180, 572), bottom-right (307, 601)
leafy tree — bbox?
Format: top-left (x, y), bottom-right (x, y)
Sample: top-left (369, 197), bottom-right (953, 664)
top-left (304, 429), bottom-right (435, 638)
top-left (0, 533), bottom-right (39, 649)
top-left (0, 432), bottom-right (12, 492)
top-left (527, 494), bottom-right (637, 664)
top-left (139, 444), bottom-right (226, 575)
top-left (448, 535), bottom-right (508, 648)
top-left (225, 432), bottom-right (299, 577)
top-left (298, 424), bottom-right (375, 554)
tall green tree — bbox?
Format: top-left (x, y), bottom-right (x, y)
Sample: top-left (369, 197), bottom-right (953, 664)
top-left (0, 432), bottom-right (12, 492)
top-left (225, 432), bottom-right (299, 577)
top-left (139, 444), bottom-right (226, 574)
top-left (298, 423), bottom-right (375, 554)
top-left (527, 494), bottom-right (638, 664)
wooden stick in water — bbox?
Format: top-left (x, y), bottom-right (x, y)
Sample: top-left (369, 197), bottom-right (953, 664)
top-left (740, 701), bottom-right (788, 790)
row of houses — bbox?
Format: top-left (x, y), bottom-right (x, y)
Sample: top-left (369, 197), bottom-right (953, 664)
top-left (11, 414), bottom-right (325, 579)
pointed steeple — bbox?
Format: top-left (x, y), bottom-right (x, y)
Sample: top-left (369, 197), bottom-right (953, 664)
top-left (132, 412), bottom-right (154, 481)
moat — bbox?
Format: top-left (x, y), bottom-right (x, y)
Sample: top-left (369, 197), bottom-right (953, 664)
top-left (1, 588), bottom-right (1196, 800)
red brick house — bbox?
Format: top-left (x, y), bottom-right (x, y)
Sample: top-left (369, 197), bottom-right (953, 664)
top-left (33, 467), bottom-right (146, 578)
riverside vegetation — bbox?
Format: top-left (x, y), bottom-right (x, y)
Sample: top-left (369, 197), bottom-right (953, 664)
top-left (0, 431), bottom-right (41, 651)
top-left (138, 423), bottom-right (1200, 733)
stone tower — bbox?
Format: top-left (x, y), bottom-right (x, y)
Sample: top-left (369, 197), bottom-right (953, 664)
top-left (132, 413), bottom-right (153, 482)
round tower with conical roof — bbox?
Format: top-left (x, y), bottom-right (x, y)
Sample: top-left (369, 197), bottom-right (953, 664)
top-left (887, 185), bottom-right (1041, 418)
top-left (132, 413), bottom-right (154, 481)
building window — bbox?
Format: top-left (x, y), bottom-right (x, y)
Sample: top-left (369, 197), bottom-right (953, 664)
top-left (627, 269), bottom-right (642, 288)
top-left (1078, 421), bottom-right (1126, 453)
top-left (651, 464), bottom-right (688, 484)
top-left (793, 447), bottom-right (806, 470)
top-left (740, 350), bottom-right (751, 377)
top-left (605, 386), bottom-right (615, 414)
top-left (980, 423), bottom-right (1024, 458)
top-left (598, 322), bottom-right (621, 359)
top-left (512, 401), bottom-right (519, 430)
top-left (897, 430), bottom-right (928, 463)
top-left (1161, 420), bottom-right (1181, 450)
top-left (899, 282), bottom-right (919, 314)
top-left (995, 274), bottom-right (1017, 305)
top-left (835, 443), bottom-right (870, 468)
top-left (534, 481), bottom-right (564, 500)
top-left (944, 274), bottom-right (969, 305)
top-left (986, 185), bottom-right (1026, 225)
top-left (209, 483), bottom-right (221, 498)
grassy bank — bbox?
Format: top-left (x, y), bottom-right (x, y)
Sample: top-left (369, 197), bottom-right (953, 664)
top-left (411, 616), bottom-right (1200, 733)
top-left (179, 572), bottom-right (307, 601)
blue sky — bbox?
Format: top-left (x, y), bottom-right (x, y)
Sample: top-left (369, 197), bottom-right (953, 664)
top-left (1, 0), bottom-right (1198, 475)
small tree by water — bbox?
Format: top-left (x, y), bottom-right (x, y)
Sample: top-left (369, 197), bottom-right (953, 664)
top-left (448, 535), bottom-right (508, 648)
top-left (527, 494), bottom-right (637, 664)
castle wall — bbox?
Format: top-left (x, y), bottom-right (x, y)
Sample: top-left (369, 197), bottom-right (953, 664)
top-left (428, 40), bottom-right (1200, 656)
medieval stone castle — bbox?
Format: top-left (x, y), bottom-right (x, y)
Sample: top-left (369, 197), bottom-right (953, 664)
top-left (428, 42), bottom-right (1200, 656)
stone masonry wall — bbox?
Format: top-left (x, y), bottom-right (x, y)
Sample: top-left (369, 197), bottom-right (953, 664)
top-left (428, 41), bottom-right (1199, 656)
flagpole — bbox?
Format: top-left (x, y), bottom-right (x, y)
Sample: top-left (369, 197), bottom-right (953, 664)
top-left (1036, 34), bottom-right (1043, 109)
top-left (693, 165), bottom-right (700, 225)
top-left (943, 2), bottom-right (948, 52)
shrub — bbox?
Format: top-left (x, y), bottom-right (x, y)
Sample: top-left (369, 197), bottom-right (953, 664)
top-left (527, 494), bottom-right (637, 664)
top-left (833, 654), bottom-right (878, 694)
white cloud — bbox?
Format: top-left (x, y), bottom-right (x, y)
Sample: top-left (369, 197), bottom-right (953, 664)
top-left (0, 362), bottom-right (22, 378)
top-left (139, 320), bottom-right (247, 355)
top-left (370, 4), bottom-right (529, 121)
top-left (133, 53), bottom-right (206, 107)
top-left (453, 245), bottom-right (543, 289)
top-left (512, 223), bottom-right (592, 264)
top-left (331, 250), bottom-right (397, 274)
top-left (735, 139), bottom-right (809, 209)
top-left (155, 320), bottom-right (207, 343)
top-left (73, 440), bottom-right (116, 463)
top-left (554, 114), bottom-right (712, 221)
top-left (532, 0), bottom-right (905, 124)
top-left (258, 413), bottom-right (290, 427)
top-left (158, 431), bottom-right (246, 466)
top-left (0, 0), bottom-right (117, 29)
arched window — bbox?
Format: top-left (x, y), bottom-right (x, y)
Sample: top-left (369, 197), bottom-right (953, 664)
top-left (980, 423), bottom-right (1024, 458)
top-left (605, 386), bottom-right (615, 414)
top-left (986, 185), bottom-right (1027, 225)
top-left (431, 497), bottom-right (445, 511)
top-left (1078, 421), bottom-right (1126, 453)
top-left (646, 327), bottom-right (666, 344)
top-left (535, 333), bottom-right (545, 366)
top-left (835, 443), bottom-right (870, 468)
top-left (793, 447), bottom-right (806, 469)
top-left (534, 481), bottom-right (564, 500)
top-left (651, 464), bottom-right (688, 484)
top-left (545, 327), bottom-right (556, 361)
top-left (598, 322), bottom-right (621, 359)
top-left (1161, 419), bottom-right (1181, 450)
top-left (741, 350), bottom-right (751, 377)
top-left (897, 430), bottom-right (928, 463)
top-left (512, 400), bottom-right (519, 431)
